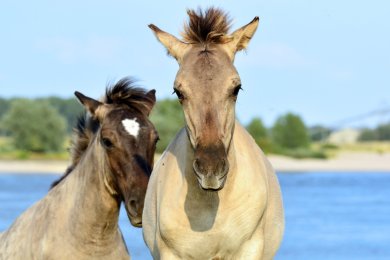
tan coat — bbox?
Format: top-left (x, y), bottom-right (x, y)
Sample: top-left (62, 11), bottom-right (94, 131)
top-left (0, 144), bottom-right (130, 260)
top-left (143, 123), bottom-right (284, 259)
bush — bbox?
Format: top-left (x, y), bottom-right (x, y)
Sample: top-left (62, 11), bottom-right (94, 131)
top-left (359, 128), bottom-right (378, 141)
top-left (278, 147), bottom-right (328, 159)
top-left (150, 99), bottom-right (185, 153)
top-left (358, 122), bottom-right (390, 141)
top-left (309, 125), bottom-right (332, 141)
top-left (44, 97), bottom-right (83, 133)
top-left (377, 123), bottom-right (390, 140)
top-left (1, 99), bottom-right (67, 152)
top-left (320, 143), bottom-right (339, 150)
top-left (272, 113), bottom-right (310, 149)
top-left (246, 117), bottom-right (273, 153)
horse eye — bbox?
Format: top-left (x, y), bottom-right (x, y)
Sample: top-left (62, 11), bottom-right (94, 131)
top-left (101, 137), bottom-right (114, 149)
top-left (172, 88), bottom-right (184, 100)
top-left (232, 84), bottom-right (242, 96)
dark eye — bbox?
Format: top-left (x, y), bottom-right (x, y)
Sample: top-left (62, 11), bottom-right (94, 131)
top-left (101, 137), bottom-right (114, 149)
top-left (232, 84), bottom-right (242, 97)
top-left (155, 136), bottom-right (160, 145)
top-left (172, 88), bottom-right (184, 101)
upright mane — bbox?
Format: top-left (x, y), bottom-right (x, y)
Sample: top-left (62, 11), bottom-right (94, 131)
top-left (104, 77), bottom-right (155, 114)
top-left (51, 77), bottom-right (151, 189)
top-left (181, 7), bottom-right (232, 44)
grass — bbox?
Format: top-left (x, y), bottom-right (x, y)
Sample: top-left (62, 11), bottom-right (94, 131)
top-left (312, 141), bottom-right (390, 153)
top-left (0, 136), bottom-right (69, 160)
top-left (338, 141), bottom-right (390, 153)
top-left (271, 147), bottom-right (329, 159)
top-left (268, 141), bottom-right (390, 159)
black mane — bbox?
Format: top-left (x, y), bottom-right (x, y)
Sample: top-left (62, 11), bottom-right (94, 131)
top-left (105, 77), bottom-right (155, 114)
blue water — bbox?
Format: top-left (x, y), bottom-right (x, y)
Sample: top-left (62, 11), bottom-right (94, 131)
top-left (1, 172), bottom-right (390, 259)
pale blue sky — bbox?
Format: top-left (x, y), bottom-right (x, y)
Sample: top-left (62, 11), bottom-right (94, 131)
top-left (1, 0), bottom-right (389, 128)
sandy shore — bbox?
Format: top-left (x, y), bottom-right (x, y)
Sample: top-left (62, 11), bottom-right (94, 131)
top-left (269, 152), bottom-right (390, 172)
top-left (0, 160), bottom-right (70, 174)
top-left (0, 152), bottom-right (389, 174)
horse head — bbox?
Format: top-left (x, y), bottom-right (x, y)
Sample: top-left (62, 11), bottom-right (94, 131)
top-left (149, 8), bottom-right (259, 191)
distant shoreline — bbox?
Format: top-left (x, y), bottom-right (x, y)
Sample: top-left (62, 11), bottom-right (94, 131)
top-left (0, 152), bottom-right (389, 174)
top-left (269, 152), bottom-right (390, 172)
top-left (0, 160), bottom-right (69, 174)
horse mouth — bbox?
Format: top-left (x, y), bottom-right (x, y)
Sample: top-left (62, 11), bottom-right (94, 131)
top-left (131, 221), bottom-right (143, 228)
top-left (125, 203), bottom-right (143, 228)
top-left (127, 212), bottom-right (143, 228)
top-left (196, 173), bottom-right (227, 191)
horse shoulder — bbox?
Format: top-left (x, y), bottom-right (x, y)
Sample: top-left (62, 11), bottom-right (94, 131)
top-left (233, 122), bottom-right (285, 258)
top-left (143, 128), bottom-right (189, 256)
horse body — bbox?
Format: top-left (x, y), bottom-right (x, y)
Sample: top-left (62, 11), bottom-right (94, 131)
top-left (144, 124), bottom-right (283, 259)
top-left (0, 79), bottom-right (158, 259)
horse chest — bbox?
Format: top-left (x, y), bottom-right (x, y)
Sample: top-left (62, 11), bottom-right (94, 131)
top-left (158, 191), bottom-right (265, 258)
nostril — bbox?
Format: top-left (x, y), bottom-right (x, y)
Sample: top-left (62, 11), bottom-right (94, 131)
top-left (221, 158), bottom-right (229, 174)
top-left (193, 159), bottom-right (200, 172)
top-left (127, 199), bottom-right (138, 217)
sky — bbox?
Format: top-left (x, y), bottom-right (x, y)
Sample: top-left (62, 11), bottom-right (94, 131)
top-left (1, 0), bottom-right (389, 128)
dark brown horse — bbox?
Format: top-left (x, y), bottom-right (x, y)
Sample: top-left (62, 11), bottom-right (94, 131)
top-left (0, 78), bottom-right (158, 259)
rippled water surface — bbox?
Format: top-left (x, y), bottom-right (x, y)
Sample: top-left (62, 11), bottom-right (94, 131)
top-left (1, 172), bottom-right (389, 259)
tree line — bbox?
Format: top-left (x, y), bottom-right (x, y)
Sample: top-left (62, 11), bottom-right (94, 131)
top-left (0, 97), bottom-right (389, 157)
top-left (359, 124), bottom-right (390, 141)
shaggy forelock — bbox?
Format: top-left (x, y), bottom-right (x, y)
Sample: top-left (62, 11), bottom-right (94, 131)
top-left (181, 7), bottom-right (232, 44)
top-left (104, 77), bottom-right (154, 114)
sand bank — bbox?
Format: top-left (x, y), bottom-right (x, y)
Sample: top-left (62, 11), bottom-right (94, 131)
top-left (0, 160), bottom-right (69, 174)
top-left (268, 152), bottom-right (390, 172)
top-left (0, 152), bottom-right (389, 174)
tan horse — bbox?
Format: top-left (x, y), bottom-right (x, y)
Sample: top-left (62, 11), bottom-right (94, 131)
top-left (0, 79), bottom-right (159, 259)
top-left (143, 8), bottom-right (284, 259)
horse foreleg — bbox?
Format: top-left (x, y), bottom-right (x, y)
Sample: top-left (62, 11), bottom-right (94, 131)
top-left (234, 226), bottom-right (267, 260)
top-left (158, 249), bottom-right (182, 260)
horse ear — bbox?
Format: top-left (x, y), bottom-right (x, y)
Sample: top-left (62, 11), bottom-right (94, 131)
top-left (224, 17), bottom-right (259, 60)
top-left (143, 89), bottom-right (156, 116)
top-left (149, 24), bottom-right (189, 64)
top-left (74, 91), bottom-right (102, 116)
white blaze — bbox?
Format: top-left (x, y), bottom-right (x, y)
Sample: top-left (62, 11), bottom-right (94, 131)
top-left (122, 118), bottom-right (140, 138)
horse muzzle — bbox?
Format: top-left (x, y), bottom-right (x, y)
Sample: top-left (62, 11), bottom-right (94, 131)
top-left (125, 198), bottom-right (143, 228)
top-left (193, 156), bottom-right (229, 191)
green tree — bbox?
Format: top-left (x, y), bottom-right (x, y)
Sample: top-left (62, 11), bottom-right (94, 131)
top-left (0, 98), bottom-right (11, 117)
top-left (272, 112), bottom-right (310, 149)
top-left (0, 98), bottom-right (11, 135)
top-left (150, 99), bottom-right (185, 153)
top-left (1, 99), bottom-right (67, 152)
top-left (359, 128), bottom-right (378, 141)
top-left (44, 97), bottom-right (83, 133)
top-left (246, 117), bottom-right (273, 153)
top-left (377, 123), bottom-right (390, 140)
top-left (309, 125), bottom-right (332, 142)
top-left (358, 122), bottom-right (390, 141)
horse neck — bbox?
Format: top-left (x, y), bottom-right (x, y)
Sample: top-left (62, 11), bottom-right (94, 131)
top-left (61, 140), bottom-right (121, 251)
top-left (183, 126), bottom-right (238, 197)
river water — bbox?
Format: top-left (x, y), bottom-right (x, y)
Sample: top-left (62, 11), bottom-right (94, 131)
top-left (1, 172), bottom-right (389, 259)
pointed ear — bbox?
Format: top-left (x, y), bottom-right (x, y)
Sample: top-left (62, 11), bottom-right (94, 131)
top-left (143, 89), bottom-right (156, 116)
top-left (74, 91), bottom-right (102, 116)
top-left (149, 24), bottom-right (190, 64)
top-left (224, 17), bottom-right (259, 59)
